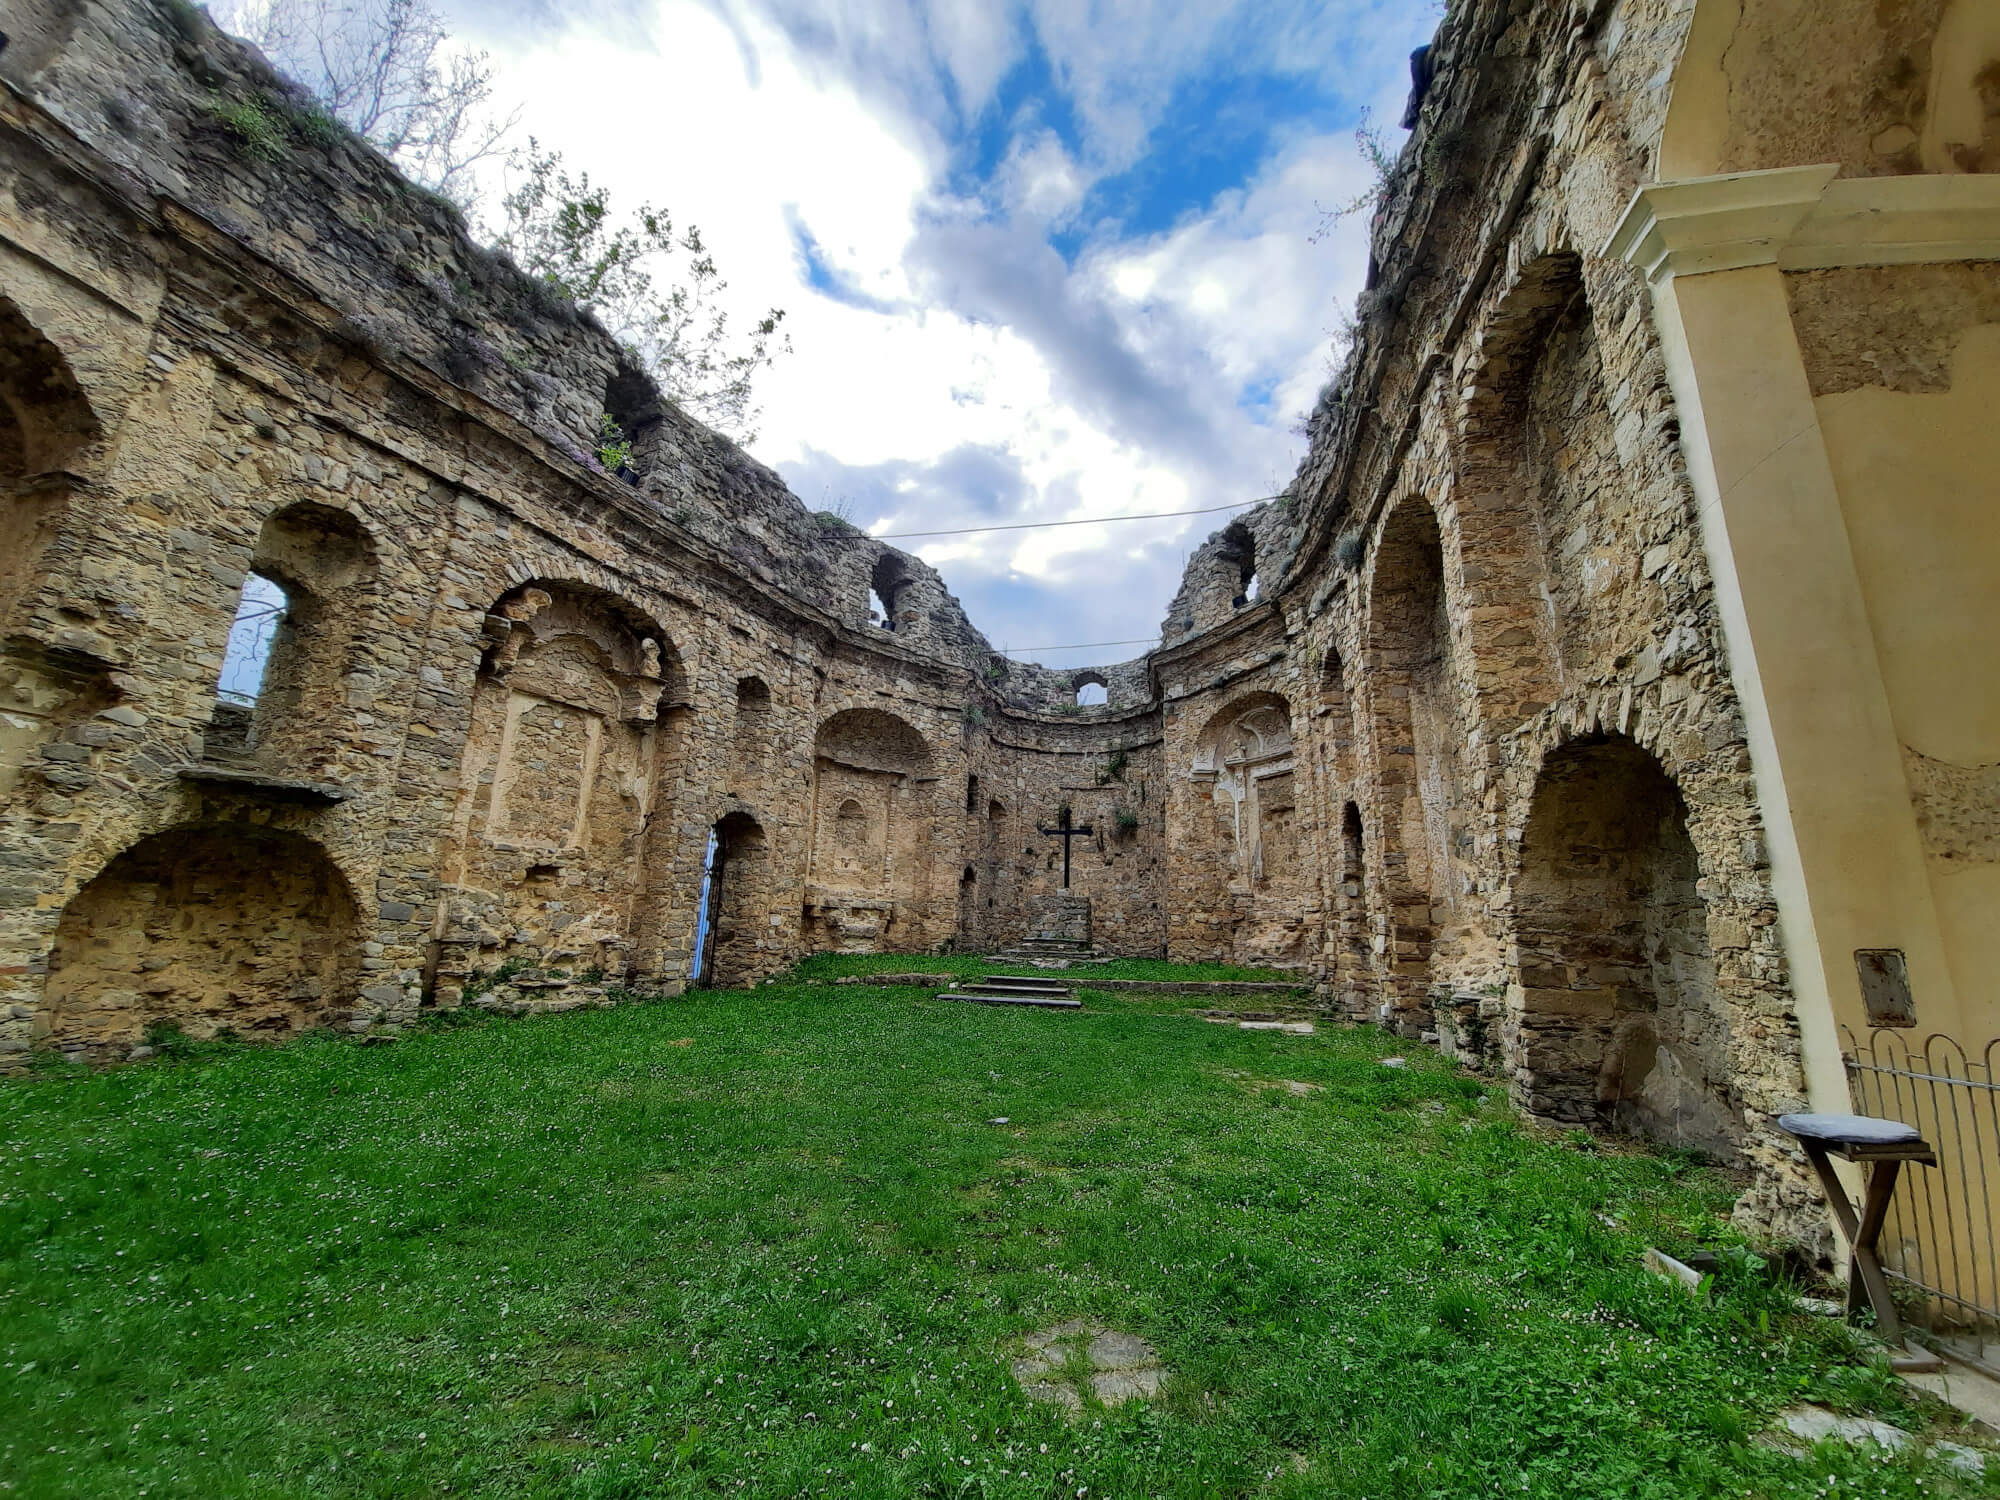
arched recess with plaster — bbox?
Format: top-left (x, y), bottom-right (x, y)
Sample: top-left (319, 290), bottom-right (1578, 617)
top-left (1187, 690), bottom-right (1308, 964)
top-left (806, 708), bottom-right (938, 952)
top-left (434, 579), bottom-right (685, 993)
top-left (1661, 0), bottom-right (1998, 179)
top-left (1360, 494), bottom-right (1472, 1002)
top-left (39, 823), bottom-right (362, 1054)
top-left (1510, 733), bottom-right (1742, 1160)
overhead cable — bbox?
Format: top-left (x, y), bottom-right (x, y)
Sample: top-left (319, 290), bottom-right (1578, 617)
top-left (872, 495), bottom-right (1279, 540)
top-left (995, 638), bottom-right (1160, 655)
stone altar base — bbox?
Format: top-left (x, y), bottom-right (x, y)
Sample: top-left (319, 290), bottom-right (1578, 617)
top-left (993, 893), bottom-right (1099, 960)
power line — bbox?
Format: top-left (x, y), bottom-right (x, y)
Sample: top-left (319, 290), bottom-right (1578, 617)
top-left (997, 638), bottom-right (1159, 655)
top-left (874, 495), bottom-right (1278, 540)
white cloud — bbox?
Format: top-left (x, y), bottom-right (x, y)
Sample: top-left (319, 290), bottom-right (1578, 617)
top-left (463, 0), bottom-right (1431, 660)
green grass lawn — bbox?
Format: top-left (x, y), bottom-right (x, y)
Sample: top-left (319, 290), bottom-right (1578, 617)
top-left (2, 972), bottom-right (1989, 1498)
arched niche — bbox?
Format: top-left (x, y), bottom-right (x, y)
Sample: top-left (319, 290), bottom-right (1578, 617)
top-left (1186, 691), bottom-right (1308, 963)
top-left (39, 824), bottom-right (361, 1053)
top-left (1192, 692), bottom-right (1299, 891)
top-left (1511, 734), bottom-right (1740, 1160)
top-left (1314, 644), bottom-right (1358, 791)
top-left (440, 579), bottom-right (683, 985)
top-left (0, 294), bottom-right (102, 621)
top-left (1362, 495), bottom-right (1470, 979)
top-left (1454, 251), bottom-right (1582, 719)
top-left (733, 675), bottom-right (772, 765)
top-left (807, 708), bottom-right (936, 951)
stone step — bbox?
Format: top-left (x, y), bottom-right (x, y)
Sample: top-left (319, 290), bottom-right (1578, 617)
top-left (978, 975), bottom-right (1073, 991)
top-left (936, 991), bottom-right (1083, 1010)
top-left (957, 983), bottom-right (1075, 1000)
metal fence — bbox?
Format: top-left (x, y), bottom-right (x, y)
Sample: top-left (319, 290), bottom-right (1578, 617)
top-left (1842, 1027), bottom-right (2000, 1339)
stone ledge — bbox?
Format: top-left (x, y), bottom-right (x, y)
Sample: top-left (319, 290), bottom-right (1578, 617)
top-left (179, 765), bottom-right (347, 805)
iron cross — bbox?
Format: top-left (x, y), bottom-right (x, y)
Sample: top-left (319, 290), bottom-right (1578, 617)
top-left (1037, 806), bottom-right (1095, 890)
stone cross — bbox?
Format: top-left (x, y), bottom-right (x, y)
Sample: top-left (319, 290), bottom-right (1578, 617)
top-left (1037, 805), bottom-right (1095, 891)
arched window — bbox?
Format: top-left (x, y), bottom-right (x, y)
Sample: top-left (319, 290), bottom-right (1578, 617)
top-left (1074, 672), bottom-right (1108, 707)
top-left (965, 773), bottom-right (979, 813)
top-left (216, 572), bottom-right (290, 708)
top-left (208, 570), bottom-right (291, 762)
top-left (206, 503), bottom-right (374, 769)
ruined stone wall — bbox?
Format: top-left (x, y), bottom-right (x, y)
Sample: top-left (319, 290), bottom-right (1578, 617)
top-left (1192, 0), bottom-right (1819, 1230)
top-left (0, 0), bottom-right (1002, 1057)
top-left (964, 707), bottom-right (1167, 956)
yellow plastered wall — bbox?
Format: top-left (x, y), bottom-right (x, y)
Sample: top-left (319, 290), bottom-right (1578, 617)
top-left (1817, 323), bottom-right (2000, 1037)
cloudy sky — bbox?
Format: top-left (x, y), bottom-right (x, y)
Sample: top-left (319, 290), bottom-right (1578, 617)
top-left (441, 0), bottom-right (1434, 665)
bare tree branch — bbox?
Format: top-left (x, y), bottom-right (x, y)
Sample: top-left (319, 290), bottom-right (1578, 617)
top-left (215, 0), bottom-right (518, 208)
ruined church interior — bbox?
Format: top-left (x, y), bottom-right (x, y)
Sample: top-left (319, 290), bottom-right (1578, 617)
top-left (4, 0), bottom-right (2000, 1473)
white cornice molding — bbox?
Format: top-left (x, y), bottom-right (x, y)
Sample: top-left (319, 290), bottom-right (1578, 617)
top-left (1605, 165), bottom-right (1837, 282)
top-left (1786, 174), bottom-right (2000, 270)
top-left (1606, 165), bottom-right (2000, 282)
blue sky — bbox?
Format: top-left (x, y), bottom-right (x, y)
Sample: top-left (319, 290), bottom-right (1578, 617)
top-left (444, 0), bottom-right (1437, 665)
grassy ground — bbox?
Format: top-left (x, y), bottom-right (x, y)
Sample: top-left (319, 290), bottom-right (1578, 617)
top-left (1, 970), bottom-right (1990, 1498)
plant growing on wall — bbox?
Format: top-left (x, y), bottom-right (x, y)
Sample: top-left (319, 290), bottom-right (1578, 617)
top-left (208, 95), bottom-right (288, 160)
top-left (495, 143), bottom-right (789, 445)
top-left (594, 413), bottom-right (633, 472)
top-left (1115, 807), bottom-right (1141, 836)
top-left (1096, 749), bottom-right (1128, 784)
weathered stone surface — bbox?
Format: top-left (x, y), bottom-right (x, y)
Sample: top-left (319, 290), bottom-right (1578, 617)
top-left (1011, 1321), bottom-right (1168, 1419)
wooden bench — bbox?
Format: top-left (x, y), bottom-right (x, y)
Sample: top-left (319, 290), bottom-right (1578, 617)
top-left (1779, 1111), bottom-right (1941, 1370)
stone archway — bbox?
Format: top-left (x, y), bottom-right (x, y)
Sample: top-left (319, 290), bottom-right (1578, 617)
top-left (1362, 495), bottom-right (1469, 997)
top-left (695, 810), bottom-right (770, 988)
top-left (1511, 734), bottom-right (1741, 1159)
top-left (39, 824), bottom-right (361, 1053)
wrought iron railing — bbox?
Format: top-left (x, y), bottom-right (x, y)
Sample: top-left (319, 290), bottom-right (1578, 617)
top-left (1841, 1027), bottom-right (2000, 1341)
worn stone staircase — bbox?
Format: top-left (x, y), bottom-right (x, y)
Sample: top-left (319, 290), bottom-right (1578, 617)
top-left (935, 974), bottom-right (1082, 1010)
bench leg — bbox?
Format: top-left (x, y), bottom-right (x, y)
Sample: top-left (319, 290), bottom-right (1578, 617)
top-left (1799, 1143), bottom-right (1911, 1340)
top-left (1852, 1160), bottom-right (1905, 1345)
